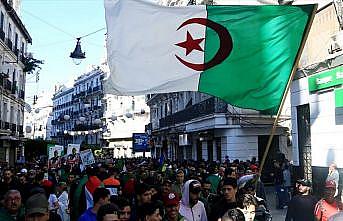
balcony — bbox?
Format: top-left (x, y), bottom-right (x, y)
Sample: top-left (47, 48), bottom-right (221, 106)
top-left (5, 38), bottom-right (12, 50)
top-left (159, 97), bottom-right (227, 128)
top-left (73, 124), bottom-right (102, 131)
top-left (0, 30), bottom-right (5, 41)
top-left (93, 86), bottom-right (101, 92)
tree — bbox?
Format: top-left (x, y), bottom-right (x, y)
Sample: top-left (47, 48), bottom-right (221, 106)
top-left (23, 56), bottom-right (44, 74)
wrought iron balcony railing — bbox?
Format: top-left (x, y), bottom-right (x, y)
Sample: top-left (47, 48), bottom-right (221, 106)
top-left (159, 97), bottom-right (227, 128)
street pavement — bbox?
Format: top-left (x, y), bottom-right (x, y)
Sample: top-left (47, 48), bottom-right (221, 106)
top-left (265, 186), bottom-right (287, 221)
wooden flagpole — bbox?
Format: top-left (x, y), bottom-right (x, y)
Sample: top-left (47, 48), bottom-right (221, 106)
top-left (257, 4), bottom-right (318, 181)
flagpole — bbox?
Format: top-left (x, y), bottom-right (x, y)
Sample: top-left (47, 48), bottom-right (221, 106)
top-left (257, 4), bottom-right (317, 180)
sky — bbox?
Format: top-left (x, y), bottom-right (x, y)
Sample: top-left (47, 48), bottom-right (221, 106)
top-left (21, 0), bottom-right (107, 105)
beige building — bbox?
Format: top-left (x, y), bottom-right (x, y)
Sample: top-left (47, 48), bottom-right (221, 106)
top-left (0, 0), bottom-right (31, 166)
top-left (299, 2), bottom-right (342, 67)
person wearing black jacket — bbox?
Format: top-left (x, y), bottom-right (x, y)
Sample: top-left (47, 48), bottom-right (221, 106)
top-left (0, 169), bottom-right (18, 202)
top-left (209, 178), bottom-right (238, 221)
top-left (285, 179), bottom-right (318, 221)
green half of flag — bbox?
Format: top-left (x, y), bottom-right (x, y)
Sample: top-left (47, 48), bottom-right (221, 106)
top-left (199, 4), bottom-right (315, 114)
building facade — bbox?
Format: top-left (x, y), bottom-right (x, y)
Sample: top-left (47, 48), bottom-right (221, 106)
top-left (103, 94), bottom-right (150, 158)
top-left (290, 1), bottom-right (342, 184)
top-left (147, 93), bottom-right (289, 165)
top-left (24, 91), bottom-right (53, 140)
top-left (51, 67), bottom-right (105, 148)
top-left (0, 0), bottom-right (31, 166)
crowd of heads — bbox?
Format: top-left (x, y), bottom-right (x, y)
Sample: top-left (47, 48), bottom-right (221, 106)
top-left (0, 156), bottom-right (274, 221)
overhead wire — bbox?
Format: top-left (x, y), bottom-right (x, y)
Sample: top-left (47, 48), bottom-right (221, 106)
top-left (79, 28), bottom-right (106, 39)
top-left (22, 9), bottom-right (105, 48)
top-left (22, 9), bottom-right (75, 39)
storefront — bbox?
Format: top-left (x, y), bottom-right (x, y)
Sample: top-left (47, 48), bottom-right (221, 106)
top-left (291, 58), bottom-right (343, 192)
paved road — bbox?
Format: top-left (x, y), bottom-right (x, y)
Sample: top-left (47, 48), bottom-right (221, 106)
top-left (265, 186), bottom-right (287, 221)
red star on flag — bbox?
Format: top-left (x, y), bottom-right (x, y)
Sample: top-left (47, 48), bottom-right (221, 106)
top-left (175, 31), bottom-right (204, 56)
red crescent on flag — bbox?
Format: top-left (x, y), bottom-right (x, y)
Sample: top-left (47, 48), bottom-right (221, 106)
top-left (175, 18), bottom-right (233, 71)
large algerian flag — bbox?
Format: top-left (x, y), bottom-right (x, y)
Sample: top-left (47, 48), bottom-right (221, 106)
top-left (104, 0), bottom-right (316, 113)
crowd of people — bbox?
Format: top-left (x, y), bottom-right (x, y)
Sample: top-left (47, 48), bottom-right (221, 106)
top-left (0, 156), bottom-right (342, 221)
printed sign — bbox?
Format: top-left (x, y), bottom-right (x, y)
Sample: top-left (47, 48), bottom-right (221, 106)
top-left (48, 145), bottom-right (63, 159)
top-left (67, 144), bottom-right (80, 167)
top-left (80, 149), bottom-right (95, 166)
top-left (132, 133), bottom-right (148, 152)
top-left (47, 145), bottom-right (63, 169)
top-left (106, 187), bottom-right (118, 196)
top-left (67, 144), bottom-right (80, 155)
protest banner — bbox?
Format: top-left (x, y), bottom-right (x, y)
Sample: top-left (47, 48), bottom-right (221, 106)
top-left (80, 149), bottom-right (95, 166)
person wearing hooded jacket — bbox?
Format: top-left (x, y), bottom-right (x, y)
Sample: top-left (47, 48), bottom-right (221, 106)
top-left (179, 180), bottom-right (207, 221)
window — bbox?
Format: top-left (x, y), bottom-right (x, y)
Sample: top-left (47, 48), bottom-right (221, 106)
top-left (8, 23), bottom-right (12, 40)
top-left (0, 12), bottom-right (4, 31)
top-left (15, 33), bottom-right (18, 49)
top-left (21, 42), bottom-right (24, 54)
top-left (164, 103), bottom-right (168, 116)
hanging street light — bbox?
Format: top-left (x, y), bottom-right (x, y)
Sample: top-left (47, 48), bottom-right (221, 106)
top-left (70, 37), bottom-right (86, 65)
top-left (69, 27), bottom-right (105, 65)
top-left (63, 115), bottom-right (71, 121)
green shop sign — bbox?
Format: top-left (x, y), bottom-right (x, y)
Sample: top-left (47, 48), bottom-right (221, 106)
top-left (336, 88), bottom-right (343, 108)
top-left (308, 66), bottom-right (343, 92)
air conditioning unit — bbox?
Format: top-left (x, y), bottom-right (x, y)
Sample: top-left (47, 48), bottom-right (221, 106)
top-left (328, 31), bottom-right (343, 55)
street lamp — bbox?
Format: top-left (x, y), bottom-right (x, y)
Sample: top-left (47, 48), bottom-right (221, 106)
top-left (70, 38), bottom-right (86, 65)
top-left (69, 28), bottom-right (105, 65)
top-left (63, 114), bottom-right (71, 121)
